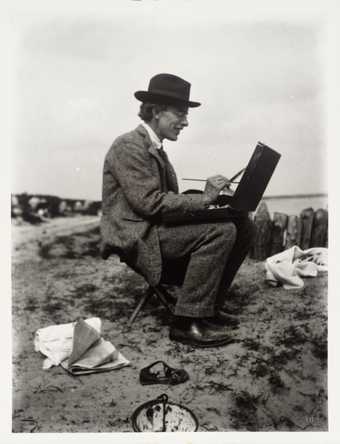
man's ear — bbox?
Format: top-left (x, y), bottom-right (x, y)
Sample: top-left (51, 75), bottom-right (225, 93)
top-left (152, 107), bottom-right (160, 120)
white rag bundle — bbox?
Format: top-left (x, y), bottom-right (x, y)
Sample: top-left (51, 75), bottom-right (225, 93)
top-left (34, 318), bottom-right (130, 373)
top-left (265, 246), bottom-right (328, 290)
top-left (34, 318), bottom-right (101, 369)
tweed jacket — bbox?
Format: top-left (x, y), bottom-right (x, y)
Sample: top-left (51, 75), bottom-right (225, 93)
top-left (101, 124), bottom-right (208, 285)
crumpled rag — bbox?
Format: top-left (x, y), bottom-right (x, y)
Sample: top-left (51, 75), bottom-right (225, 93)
top-left (34, 318), bottom-right (130, 374)
top-left (265, 246), bottom-right (328, 290)
top-left (34, 318), bottom-right (105, 370)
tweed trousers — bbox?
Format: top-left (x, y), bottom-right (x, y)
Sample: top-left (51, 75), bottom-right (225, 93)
top-left (158, 215), bottom-right (256, 318)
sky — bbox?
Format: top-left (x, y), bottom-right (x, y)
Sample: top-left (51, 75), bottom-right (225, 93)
top-left (10, 2), bottom-right (328, 201)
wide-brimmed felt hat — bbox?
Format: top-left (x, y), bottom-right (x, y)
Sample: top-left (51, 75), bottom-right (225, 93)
top-left (134, 73), bottom-right (201, 108)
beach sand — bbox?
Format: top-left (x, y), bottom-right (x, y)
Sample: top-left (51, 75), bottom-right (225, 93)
top-left (12, 216), bottom-right (327, 432)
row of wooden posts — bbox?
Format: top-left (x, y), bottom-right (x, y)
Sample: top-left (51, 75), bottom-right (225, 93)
top-left (249, 201), bottom-right (328, 260)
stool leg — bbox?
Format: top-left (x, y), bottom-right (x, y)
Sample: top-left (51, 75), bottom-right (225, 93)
top-left (128, 287), bottom-right (153, 326)
top-left (153, 286), bottom-right (174, 314)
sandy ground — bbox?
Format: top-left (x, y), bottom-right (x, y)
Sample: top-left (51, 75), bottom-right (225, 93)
top-left (12, 216), bottom-right (328, 432)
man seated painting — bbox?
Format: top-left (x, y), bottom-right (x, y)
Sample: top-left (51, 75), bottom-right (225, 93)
top-left (101, 73), bottom-right (256, 348)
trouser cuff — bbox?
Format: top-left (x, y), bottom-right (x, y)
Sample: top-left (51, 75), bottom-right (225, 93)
top-left (174, 304), bottom-right (215, 318)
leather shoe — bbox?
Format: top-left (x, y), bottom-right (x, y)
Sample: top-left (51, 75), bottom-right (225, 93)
top-left (169, 319), bottom-right (235, 348)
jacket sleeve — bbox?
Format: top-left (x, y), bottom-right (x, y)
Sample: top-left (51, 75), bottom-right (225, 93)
top-left (109, 141), bottom-right (209, 219)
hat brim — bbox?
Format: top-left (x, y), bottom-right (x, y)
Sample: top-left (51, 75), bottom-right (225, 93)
top-left (134, 91), bottom-right (201, 108)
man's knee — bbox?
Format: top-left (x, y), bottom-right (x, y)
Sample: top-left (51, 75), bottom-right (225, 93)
top-left (214, 222), bottom-right (237, 244)
top-left (220, 216), bottom-right (256, 248)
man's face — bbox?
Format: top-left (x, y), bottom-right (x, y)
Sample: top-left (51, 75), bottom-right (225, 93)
top-left (155, 105), bottom-right (189, 141)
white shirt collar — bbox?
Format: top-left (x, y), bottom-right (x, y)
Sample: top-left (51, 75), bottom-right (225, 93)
top-left (140, 122), bottom-right (162, 150)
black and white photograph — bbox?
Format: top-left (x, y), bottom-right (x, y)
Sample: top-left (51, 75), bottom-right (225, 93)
top-left (5, 0), bottom-right (340, 441)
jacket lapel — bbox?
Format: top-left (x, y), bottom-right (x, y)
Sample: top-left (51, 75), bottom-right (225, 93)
top-left (136, 125), bottom-right (165, 167)
top-left (157, 149), bottom-right (179, 193)
top-left (148, 145), bottom-right (166, 169)
top-left (135, 125), bottom-right (167, 190)
top-left (166, 160), bottom-right (179, 193)
top-left (135, 124), bottom-right (179, 193)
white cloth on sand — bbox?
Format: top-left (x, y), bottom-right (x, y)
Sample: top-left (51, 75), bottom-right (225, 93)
top-left (265, 246), bottom-right (327, 290)
top-left (34, 317), bottom-right (129, 371)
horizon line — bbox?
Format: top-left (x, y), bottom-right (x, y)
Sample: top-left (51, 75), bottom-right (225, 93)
top-left (12, 191), bottom-right (328, 201)
top-left (263, 192), bottom-right (327, 200)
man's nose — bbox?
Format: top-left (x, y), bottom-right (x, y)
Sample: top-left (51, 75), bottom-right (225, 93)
top-left (181, 116), bottom-right (189, 127)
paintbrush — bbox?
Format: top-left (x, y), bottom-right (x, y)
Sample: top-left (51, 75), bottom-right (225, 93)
top-left (182, 167), bottom-right (245, 184)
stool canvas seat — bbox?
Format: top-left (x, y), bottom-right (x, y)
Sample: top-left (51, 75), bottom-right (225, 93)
top-left (102, 245), bottom-right (188, 327)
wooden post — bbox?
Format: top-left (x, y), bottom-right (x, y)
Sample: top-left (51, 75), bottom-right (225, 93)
top-left (270, 212), bottom-right (288, 255)
top-left (285, 215), bottom-right (302, 249)
top-left (300, 207), bottom-right (315, 250)
top-left (251, 201), bottom-right (272, 260)
top-left (310, 208), bottom-right (328, 247)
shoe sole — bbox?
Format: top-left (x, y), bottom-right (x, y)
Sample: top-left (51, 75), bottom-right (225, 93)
top-left (169, 334), bottom-right (235, 348)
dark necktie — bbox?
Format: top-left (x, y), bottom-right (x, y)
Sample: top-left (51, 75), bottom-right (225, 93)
top-left (159, 145), bottom-right (167, 161)
top-left (158, 145), bottom-right (178, 192)
top-left (158, 146), bottom-right (170, 191)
